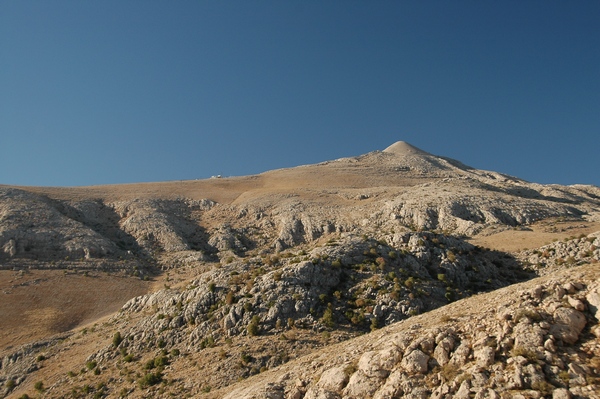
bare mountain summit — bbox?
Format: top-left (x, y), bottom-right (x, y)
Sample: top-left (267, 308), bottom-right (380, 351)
top-left (383, 141), bottom-right (431, 155)
top-left (1, 142), bottom-right (599, 398)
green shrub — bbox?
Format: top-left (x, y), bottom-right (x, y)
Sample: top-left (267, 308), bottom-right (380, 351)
top-left (247, 318), bottom-right (260, 336)
top-left (86, 360), bottom-right (97, 370)
top-left (350, 311), bottom-right (365, 325)
top-left (200, 335), bottom-right (215, 349)
top-left (225, 290), bottom-right (235, 305)
top-left (531, 380), bottom-right (554, 396)
top-left (138, 371), bottom-right (163, 388)
top-left (447, 251), bottom-right (456, 262)
top-left (154, 356), bottom-right (169, 368)
top-left (34, 381), bottom-right (44, 392)
top-left (113, 331), bottom-right (123, 347)
top-left (240, 352), bottom-right (251, 364)
top-left (370, 317), bottom-right (379, 331)
top-left (144, 359), bottom-right (156, 370)
top-left (5, 379), bottom-right (15, 391)
top-left (558, 370), bottom-right (570, 383)
top-left (321, 305), bottom-right (334, 328)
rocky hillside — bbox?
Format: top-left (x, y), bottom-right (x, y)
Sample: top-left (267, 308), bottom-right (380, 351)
top-left (2, 142), bottom-right (599, 270)
top-left (215, 263), bottom-right (600, 399)
top-left (1, 141), bottom-right (599, 398)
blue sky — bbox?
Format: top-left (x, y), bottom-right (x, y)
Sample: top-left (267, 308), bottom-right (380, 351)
top-left (1, 1), bottom-right (598, 187)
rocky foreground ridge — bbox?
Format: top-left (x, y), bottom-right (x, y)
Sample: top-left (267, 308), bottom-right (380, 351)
top-left (219, 264), bottom-right (600, 399)
top-left (1, 142), bottom-right (599, 398)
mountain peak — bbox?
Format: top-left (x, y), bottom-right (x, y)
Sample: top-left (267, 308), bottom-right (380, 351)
top-left (382, 141), bottom-right (429, 156)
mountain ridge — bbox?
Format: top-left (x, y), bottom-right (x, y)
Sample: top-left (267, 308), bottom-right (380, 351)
top-left (1, 142), bottom-right (599, 398)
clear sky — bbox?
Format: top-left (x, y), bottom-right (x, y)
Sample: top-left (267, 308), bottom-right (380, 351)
top-left (1, 1), bottom-right (598, 187)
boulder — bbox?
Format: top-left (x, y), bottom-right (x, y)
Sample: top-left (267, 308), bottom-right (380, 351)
top-left (400, 349), bottom-right (429, 374)
top-left (433, 336), bottom-right (455, 367)
top-left (316, 366), bottom-right (349, 391)
top-left (475, 346), bottom-right (495, 367)
top-left (550, 307), bottom-right (586, 344)
top-left (373, 369), bottom-right (405, 399)
top-left (586, 288), bottom-right (600, 320)
top-left (342, 370), bottom-right (382, 399)
top-left (552, 388), bottom-right (571, 399)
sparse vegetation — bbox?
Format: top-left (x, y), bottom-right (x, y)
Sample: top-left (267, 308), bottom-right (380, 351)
top-left (514, 308), bottom-right (543, 323)
top-left (510, 346), bottom-right (538, 363)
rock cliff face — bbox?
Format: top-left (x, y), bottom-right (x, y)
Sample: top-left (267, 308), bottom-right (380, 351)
top-left (1, 142), bottom-right (599, 398)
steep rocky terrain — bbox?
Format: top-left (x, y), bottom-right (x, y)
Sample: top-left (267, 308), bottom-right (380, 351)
top-left (214, 263), bottom-right (600, 399)
top-left (1, 141), bottom-right (599, 398)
